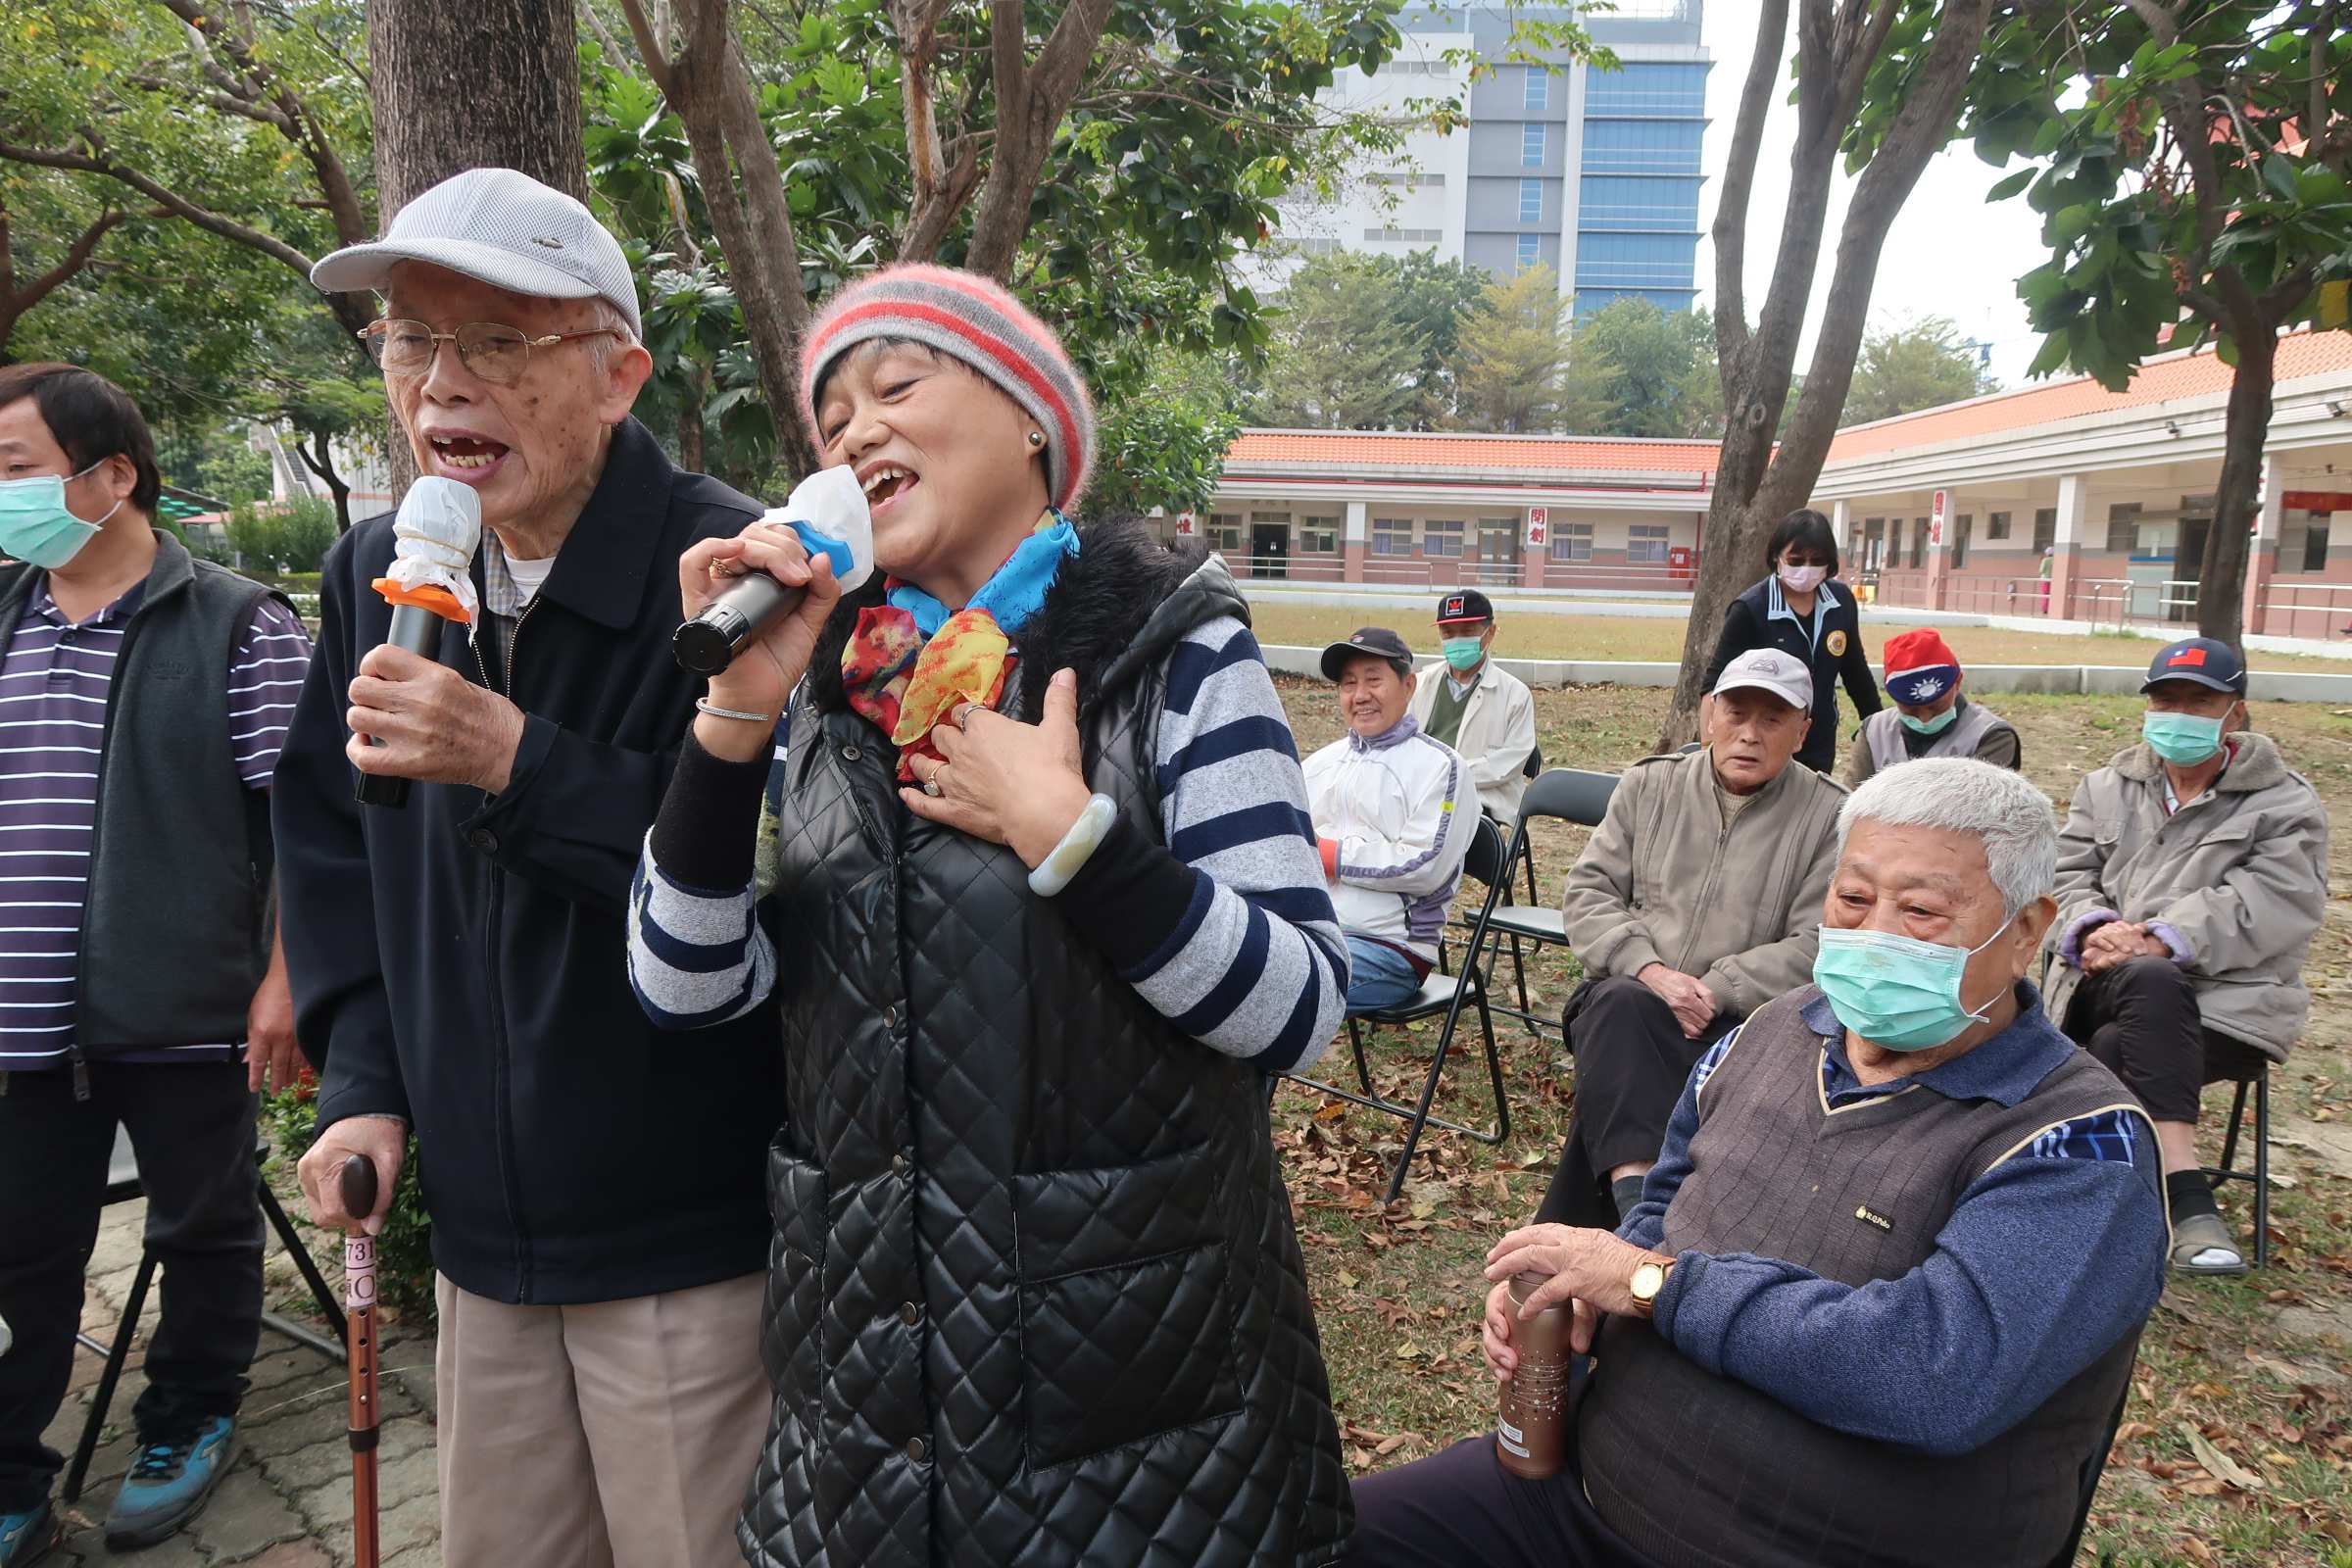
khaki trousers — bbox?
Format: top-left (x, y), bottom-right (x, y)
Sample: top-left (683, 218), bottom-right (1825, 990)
top-left (435, 1271), bottom-right (769, 1568)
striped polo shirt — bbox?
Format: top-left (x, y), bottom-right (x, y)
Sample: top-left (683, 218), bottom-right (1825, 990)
top-left (0, 576), bottom-right (313, 1069)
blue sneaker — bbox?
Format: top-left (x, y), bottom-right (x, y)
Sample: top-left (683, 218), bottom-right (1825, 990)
top-left (104, 1415), bottom-right (238, 1549)
top-left (0, 1501), bottom-right (59, 1567)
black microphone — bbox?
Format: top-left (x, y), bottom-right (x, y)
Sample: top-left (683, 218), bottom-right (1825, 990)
top-left (671, 468), bottom-right (872, 676)
top-left (356, 476), bottom-right (483, 808)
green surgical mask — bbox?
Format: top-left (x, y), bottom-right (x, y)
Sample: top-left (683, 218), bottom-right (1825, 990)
top-left (1441, 636), bottom-right (1485, 672)
top-left (0, 463), bottom-right (117, 569)
top-left (1812, 917), bottom-right (2013, 1052)
top-left (1899, 705), bottom-right (1959, 736)
top-left (2141, 710), bottom-right (2225, 766)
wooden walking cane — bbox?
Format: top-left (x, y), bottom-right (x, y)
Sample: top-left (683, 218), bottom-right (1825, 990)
top-left (338, 1156), bottom-right (382, 1568)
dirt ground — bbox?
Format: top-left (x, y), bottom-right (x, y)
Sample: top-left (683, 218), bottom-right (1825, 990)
top-left (1272, 678), bottom-right (2352, 1566)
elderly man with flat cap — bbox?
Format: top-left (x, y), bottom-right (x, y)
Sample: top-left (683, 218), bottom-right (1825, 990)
top-left (271, 169), bottom-right (779, 1565)
top-left (2048, 636), bottom-right (2328, 1275)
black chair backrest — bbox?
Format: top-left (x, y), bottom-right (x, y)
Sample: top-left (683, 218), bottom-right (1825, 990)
top-left (1677, 741), bottom-right (1702, 756)
top-left (1518, 766), bottom-right (1618, 829)
top-left (1463, 810), bottom-right (1508, 889)
top-left (1522, 741), bottom-right (1545, 780)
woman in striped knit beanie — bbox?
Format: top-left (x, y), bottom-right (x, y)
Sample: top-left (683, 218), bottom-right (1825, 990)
top-left (628, 263), bottom-right (1353, 1565)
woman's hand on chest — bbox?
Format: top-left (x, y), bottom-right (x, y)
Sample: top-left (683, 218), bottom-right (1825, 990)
top-left (902, 665), bottom-right (1095, 867)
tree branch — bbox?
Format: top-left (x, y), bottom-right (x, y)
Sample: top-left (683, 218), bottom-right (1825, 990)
top-left (963, 0), bottom-right (1116, 277)
top-left (615, 0), bottom-right (674, 95)
top-left (1709, 0), bottom-right (1788, 376)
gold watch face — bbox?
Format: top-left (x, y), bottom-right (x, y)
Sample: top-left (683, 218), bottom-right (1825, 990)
top-left (1631, 1261), bottom-right (1666, 1302)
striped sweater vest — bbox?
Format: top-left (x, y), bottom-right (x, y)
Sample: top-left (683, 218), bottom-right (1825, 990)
top-left (1578, 986), bottom-right (2145, 1568)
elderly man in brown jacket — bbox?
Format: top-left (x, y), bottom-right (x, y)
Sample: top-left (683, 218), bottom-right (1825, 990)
top-left (1536, 649), bottom-right (1847, 1227)
top-left (2048, 637), bottom-right (2328, 1275)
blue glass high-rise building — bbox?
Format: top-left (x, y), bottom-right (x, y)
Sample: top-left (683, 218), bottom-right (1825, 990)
top-left (1269, 1), bottom-right (1710, 317)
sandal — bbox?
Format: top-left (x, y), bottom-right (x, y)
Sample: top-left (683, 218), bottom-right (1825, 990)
top-left (2169, 1211), bottom-right (2247, 1276)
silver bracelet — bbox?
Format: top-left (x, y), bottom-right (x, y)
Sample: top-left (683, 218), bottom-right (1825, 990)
top-left (696, 698), bottom-right (776, 724)
top-left (1027, 794), bottom-right (1118, 897)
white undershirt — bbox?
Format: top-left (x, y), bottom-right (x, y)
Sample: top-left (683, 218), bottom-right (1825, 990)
top-left (503, 552), bottom-right (557, 606)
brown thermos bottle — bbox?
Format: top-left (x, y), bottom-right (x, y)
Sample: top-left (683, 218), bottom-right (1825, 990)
top-left (1494, 1271), bottom-right (1571, 1480)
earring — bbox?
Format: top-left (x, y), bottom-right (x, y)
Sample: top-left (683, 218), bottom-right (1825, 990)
top-left (1027, 430), bottom-right (1046, 449)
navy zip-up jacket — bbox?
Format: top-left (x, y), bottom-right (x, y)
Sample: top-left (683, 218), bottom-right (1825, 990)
top-left (272, 417), bottom-right (784, 1304)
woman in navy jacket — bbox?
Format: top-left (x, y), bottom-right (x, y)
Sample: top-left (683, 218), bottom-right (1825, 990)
top-left (1702, 509), bottom-right (1882, 773)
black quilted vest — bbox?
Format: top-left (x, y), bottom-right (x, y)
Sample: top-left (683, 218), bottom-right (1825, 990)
top-left (741, 523), bottom-right (1351, 1568)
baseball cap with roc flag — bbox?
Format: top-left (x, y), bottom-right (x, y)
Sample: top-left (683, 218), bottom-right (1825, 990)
top-left (1883, 628), bottom-right (1963, 707)
top-left (310, 168), bottom-right (643, 339)
top-left (2141, 636), bottom-right (2247, 696)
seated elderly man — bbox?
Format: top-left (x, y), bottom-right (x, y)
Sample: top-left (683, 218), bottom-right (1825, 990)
top-left (1406, 588), bottom-right (1539, 825)
top-left (2048, 636), bottom-right (2328, 1275)
top-left (1841, 628), bottom-right (2019, 787)
top-left (1345, 760), bottom-right (2168, 1568)
top-left (1537, 648), bottom-right (1844, 1226)
top-left (1304, 627), bottom-right (1477, 1015)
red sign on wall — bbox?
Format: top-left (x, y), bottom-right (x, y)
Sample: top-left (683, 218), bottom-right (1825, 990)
top-left (1526, 506), bottom-right (1548, 547)
top-left (2282, 491), bottom-right (2352, 513)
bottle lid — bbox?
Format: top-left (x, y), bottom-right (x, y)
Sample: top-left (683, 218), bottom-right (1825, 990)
top-left (1507, 1271), bottom-right (1550, 1306)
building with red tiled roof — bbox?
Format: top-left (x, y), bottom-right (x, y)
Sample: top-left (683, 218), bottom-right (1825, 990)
top-left (1197, 329), bottom-right (2352, 635)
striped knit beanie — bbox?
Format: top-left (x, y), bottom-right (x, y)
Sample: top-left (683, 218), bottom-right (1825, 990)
top-left (799, 264), bottom-right (1096, 513)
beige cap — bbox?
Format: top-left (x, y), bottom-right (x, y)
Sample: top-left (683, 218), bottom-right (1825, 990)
top-left (1711, 647), bottom-right (1812, 710)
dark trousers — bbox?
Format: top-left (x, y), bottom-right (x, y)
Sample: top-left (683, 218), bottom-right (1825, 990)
top-left (1538, 976), bottom-right (1740, 1228)
top-left (2060, 956), bottom-right (2269, 1126)
top-left (0, 1061), bottom-right (261, 1509)
top-left (1345, 1405), bottom-right (1650, 1568)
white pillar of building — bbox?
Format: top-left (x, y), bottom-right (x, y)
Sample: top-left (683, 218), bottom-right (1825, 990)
top-left (2051, 473), bottom-right (2089, 619)
top-left (2245, 451), bottom-right (2285, 633)
top-left (1344, 500), bottom-right (1369, 583)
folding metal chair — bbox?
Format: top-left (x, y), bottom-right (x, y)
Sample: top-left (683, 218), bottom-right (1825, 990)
top-left (1475, 768), bottom-right (1618, 1035)
top-left (1288, 813), bottom-right (1511, 1203)
top-left (2203, 1065), bottom-right (2271, 1269)
top-left (64, 1128), bottom-right (346, 1503)
top-left (1462, 743), bottom-right (1548, 1006)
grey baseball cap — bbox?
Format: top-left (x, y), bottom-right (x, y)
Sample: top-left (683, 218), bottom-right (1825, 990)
top-left (311, 168), bottom-right (641, 339)
top-left (1711, 647), bottom-right (1813, 710)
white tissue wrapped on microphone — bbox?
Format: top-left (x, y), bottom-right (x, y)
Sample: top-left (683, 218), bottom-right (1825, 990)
top-left (385, 475), bottom-right (485, 621)
top-left (768, 465), bottom-right (875, 594)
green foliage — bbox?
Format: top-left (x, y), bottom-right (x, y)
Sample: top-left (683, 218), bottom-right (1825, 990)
top-left (1973, 0), bottom-right (2352, 389)
top-left (1090, 346), bottom-right (1247, 518)
top-left (226, 496), bottom-right (338, 575)
top-left (1449, 265), bottom-right (1572, 433)
top-left (1258, 252), bottom-right (1430, 428)
top-left (1564, 299), bottom-right (1721, 437)
top-left (261, 1075), bottom-right (438, 1321)
top-left (1842, 315), bottom-right (1997, 423)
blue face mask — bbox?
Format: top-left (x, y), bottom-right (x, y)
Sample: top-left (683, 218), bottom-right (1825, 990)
top-left (1812, 916), bottom-right (2013, 1052)
top-left (0, 463), bottom-right (118, 569)
top-left (2142, 710), bottom-right (2226, 766)
top-left (1441, 635), bottom-right (1485, 672)
top-left (1898, 704), bottom-right (1959, 736)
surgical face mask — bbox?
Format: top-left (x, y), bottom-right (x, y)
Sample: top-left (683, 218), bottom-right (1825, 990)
top-left (2142, 710), bottom-right (2226, 766)
top-left (1441, 635), bottom-right (1485, 672)
top-left (1778, 563), bottom-right (1828, 594)
top-left (1899, 704), bottom-right (1959, 736)
top-left (0, 462), bottom-right (120, 569)
top-left (1812, 915), bottom-right (2013, 1052)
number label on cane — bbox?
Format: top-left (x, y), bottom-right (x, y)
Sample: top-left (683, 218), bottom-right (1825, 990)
top-left (344, 1236), bottom-right (378, 1311)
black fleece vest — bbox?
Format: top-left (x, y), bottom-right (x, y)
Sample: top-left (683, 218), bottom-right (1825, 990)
top-left (0, 533), bottom-right (285, 1064)
top-left (739, 522), bottom-right (1350, 1568)
top-left (1577, 987), bottom-right (2147, 1568)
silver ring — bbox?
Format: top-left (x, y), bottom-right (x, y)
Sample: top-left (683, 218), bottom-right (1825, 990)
top-left (922, 778), bottom-right (943, 797)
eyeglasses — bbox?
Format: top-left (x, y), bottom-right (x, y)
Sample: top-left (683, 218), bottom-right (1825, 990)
top-left (360, 319), bottom-right (618, 386)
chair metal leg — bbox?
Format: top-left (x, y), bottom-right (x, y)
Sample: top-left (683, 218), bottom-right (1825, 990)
top-left (2212, 1078), bottom-right (2251, 1186)
top-left (1348, 1017), bottom-right (1376, 1098)
top-left (2253, 1070), bottom-right (2270, 1270)
top-left (258, 1174), bottom-right (347, 1346)
top-left (65, 1250), bottom-right (157, 1503)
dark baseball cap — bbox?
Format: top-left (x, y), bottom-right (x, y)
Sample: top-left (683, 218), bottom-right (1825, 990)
top-left (1436, 589), bottom-right (1494, 625)
top-left (2141, 637), bottom-right (2247, 696)
top-left (1320, 626), bottom-right (1414, 680)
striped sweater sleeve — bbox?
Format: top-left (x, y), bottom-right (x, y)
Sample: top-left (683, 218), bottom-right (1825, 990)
top-left (229, 597), bottom-right (314, 789)
top-left (626, 618), bottom-right (1345, 1068)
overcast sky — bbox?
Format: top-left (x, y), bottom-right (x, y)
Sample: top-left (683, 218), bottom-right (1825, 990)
top-left (1691, 0), bottom-right (2052, 388)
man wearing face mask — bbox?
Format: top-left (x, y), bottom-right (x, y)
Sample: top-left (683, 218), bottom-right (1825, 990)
top-left (1406, 589), bottom-right (1538, 826)
top-left (2046, 637), bottom-right (2328, 1275)
top-left (1343, 760), bottom-right (2167, 1568)
top-left (0, 365), bottom-right (311, 1563)
top-left (1839, 629), bottom-right (2019, 787)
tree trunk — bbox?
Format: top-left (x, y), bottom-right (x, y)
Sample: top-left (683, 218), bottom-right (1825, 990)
top-left (295, 426), bottom-right (355, 534)
top-left (2196, 327), bottom-right (2274, 652)
top-left (367, 0), bottom-right (587, 499)
top-left (678, 364), bottom-right (708, 474)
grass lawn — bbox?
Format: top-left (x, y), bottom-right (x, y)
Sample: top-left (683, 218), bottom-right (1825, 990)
top-left (1274, 681), bottom-right (2352, 1565)
top-left (1246, 600), bottom-right (2352, 675)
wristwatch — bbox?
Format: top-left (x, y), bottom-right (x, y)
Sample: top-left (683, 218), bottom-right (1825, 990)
top-left (1628, 1256), bottom-right (1675, 1318)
